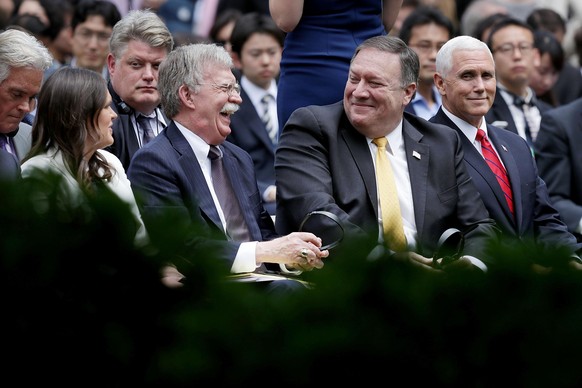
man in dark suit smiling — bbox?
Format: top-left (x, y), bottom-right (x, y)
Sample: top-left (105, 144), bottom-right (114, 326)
top-left (430, 35), bottom-right (581, 269)
top-left (275, 35), bottom-right (497, 271)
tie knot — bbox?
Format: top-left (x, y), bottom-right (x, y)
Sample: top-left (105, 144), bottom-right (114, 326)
top-left (261, 94), bottom-right (272, 104)
top-left (475, 128), bottom-right (486, 142)
top-left (513, 95), bottom-right (532, 108)
top-left (372, 137), bottom-right (387, 149)
top-left (208, 145), bottom-right (221, 160)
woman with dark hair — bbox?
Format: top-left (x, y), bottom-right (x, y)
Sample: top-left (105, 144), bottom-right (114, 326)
top-left (531, 29), bottom-right (565, 107)
top-left (20, 66), bottom-right (147, 245)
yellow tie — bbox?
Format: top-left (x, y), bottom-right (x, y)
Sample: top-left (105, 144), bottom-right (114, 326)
top-left (373, 137), bottom-right (407, 251)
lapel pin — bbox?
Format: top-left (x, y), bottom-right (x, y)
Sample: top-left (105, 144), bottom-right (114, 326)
top-left (412, 150), bottom-right (421, 160)
top-left (501, 145), bottom-right (508, 152)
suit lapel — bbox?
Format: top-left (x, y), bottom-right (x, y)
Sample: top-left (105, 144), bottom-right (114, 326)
top-left (339, 117), bottom-right (378, 218)
top-left (487, 127), bottom-right (523, 228)
top-left (402, 120), bottom-right (429, 238)
top-left (166, 124), bottom-right (224, 231)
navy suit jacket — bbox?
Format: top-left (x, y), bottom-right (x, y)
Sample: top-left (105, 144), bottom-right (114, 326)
top-left (127, 121), bottom-right (277, 269)
top-left (535, 98), bottom-right (582, 238)
top-left (0, 149), bottom-right (20, 180)
top-left (431, 109), bottom-right (580, 262)
top-left (227, 86), bottom-right (276, 215)
top-left (275, 101), bottom-right (497, 262)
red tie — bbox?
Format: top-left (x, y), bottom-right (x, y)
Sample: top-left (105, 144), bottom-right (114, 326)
top-left (476, 129), bottom-right (514, 215)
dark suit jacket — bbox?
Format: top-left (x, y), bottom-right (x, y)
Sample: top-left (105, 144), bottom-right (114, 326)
top-left (105, 83), bottom-right (169, 172)
top-left (535, 98), bottom-right (582, 239)
top-left (431, 109), bottom-right (580, 262)
top-left (484, 90), bottom-right (553, 146)
top-left (227, 87), bottom-right (276, 215)
top-left (275, 101), bottom-right (497, 262)
top-left (552, 62), bottom-right (582, 106)
top-left (0, 149), bottom-right (20, 180)
top-left (127, 121), bottom-right (278, 269)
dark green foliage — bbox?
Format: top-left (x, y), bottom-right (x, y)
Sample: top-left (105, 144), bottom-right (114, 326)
top-left (2, 176), bottom-right (582, 386)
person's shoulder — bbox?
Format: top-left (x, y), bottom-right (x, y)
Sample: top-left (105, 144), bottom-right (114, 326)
top-left (97, 149), bottom-right (125, 170)
top-left (405, 111), bottom-right (457, 136)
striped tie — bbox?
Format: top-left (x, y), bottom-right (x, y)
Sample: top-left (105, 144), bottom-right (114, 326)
top-left (261, 94), bottom-right (277, 144)
top-left (476, 129), bottom-right (514, 215)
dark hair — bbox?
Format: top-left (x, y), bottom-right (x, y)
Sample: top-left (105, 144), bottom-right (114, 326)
top-left (353, 35), bottom-right (419, 88)
top-left (7, 13), bottom-right (47, 37)
top-left (229, 12), bottom-right (284, 56)
top-left (534, 30), bottom-right (564, 72)
top-left (398, 6), bottom-right (455, 44)
top-left (25, 67), bottom-right (113, 187)
top-left (486, 17), bottom-right (534, 51)
top-left (473, 12), bottom-right (509, 41)
top-left (209, 8), bottom-right (242, 45)
top-left (72, 0), bottom-right (121, 31)
top-left (526, 8), bottom-right (566, 35)
top-left (40, 0), bottom-right (73, 41)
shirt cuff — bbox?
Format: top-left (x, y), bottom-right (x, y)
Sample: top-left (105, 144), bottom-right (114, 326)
top-left (230, 241), bottom-right (260, 273)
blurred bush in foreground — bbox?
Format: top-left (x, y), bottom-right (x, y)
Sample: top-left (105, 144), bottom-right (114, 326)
top-left (1, 176), bottom-right (582, 387)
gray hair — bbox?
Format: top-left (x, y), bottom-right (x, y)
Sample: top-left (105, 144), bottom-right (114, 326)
top-left (0, 29), bottom-right (52, 83)
top-left (109, 9), bottom-right (174, 59)
top-left (352, 35), bottom-right (419, 88)
top-left (436, 35), bottom-right (493, 78)
top-left (159, 43), bottom-right (234, 118)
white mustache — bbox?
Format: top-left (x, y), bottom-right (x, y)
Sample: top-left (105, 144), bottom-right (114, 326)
top-left (221, 103), bottom-right (239, 115)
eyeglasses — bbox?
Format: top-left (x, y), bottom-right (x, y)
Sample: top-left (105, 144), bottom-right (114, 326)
top-left (409, 42), bottom-right (445, 54)
top-left (492, 42), bottom-right (534, 56)
top-left (74, 28), bottom-right (111, 44)
top-left (195, 82), bottom-right (241, 96)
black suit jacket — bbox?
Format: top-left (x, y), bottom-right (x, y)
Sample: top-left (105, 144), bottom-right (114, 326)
top-left (275, 101), bottom-right (497, 262)
top-left (431, 108), bottom-right (581, 263)
top-left (227, 86), bottom-right (276, 215)
top-left (485, 90), bottom-right (553, 146)
top-left (535, 98), bottom-right (582, 238)
top-left (127, 121), bottom-right (277, 270)
top-left (552, 62), bottom-right (582, 106)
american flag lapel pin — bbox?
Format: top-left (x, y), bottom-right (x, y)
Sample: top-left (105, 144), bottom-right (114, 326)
top-left (412, 150), bottom-right (421, 160)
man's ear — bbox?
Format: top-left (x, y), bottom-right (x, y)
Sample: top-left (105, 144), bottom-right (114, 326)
top-left (179, 85), bottom-right (195, 108)
top-left (433, 73), bottom-right (445, 96)
top-left (107, 53), bottom-right (116, 75)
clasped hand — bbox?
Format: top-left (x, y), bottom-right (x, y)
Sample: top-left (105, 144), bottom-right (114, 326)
top-left (256, 232), bottom-right (329, 271)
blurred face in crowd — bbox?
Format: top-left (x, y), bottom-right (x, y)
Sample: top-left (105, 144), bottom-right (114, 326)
top-left (344, 47), bottom-right (415, 139)
top-left (490, 25), bottom-right (538, 91)
top-left (17, 0), bottom-right (48, 25)
top-left (72, 15), bottom-right (112, 73)
top-left (233, 32), bottom-right (282, 89)
top-left (408, 23), bottom-right (450, 84)
top-left (435, 47), bottom-right (496, 128)
top-left (0, 67), bottom-right (43, 133)
top-left (529, 52), bottom-right (559, 98)
top-left (108, 40), bottom-right (168, 115)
